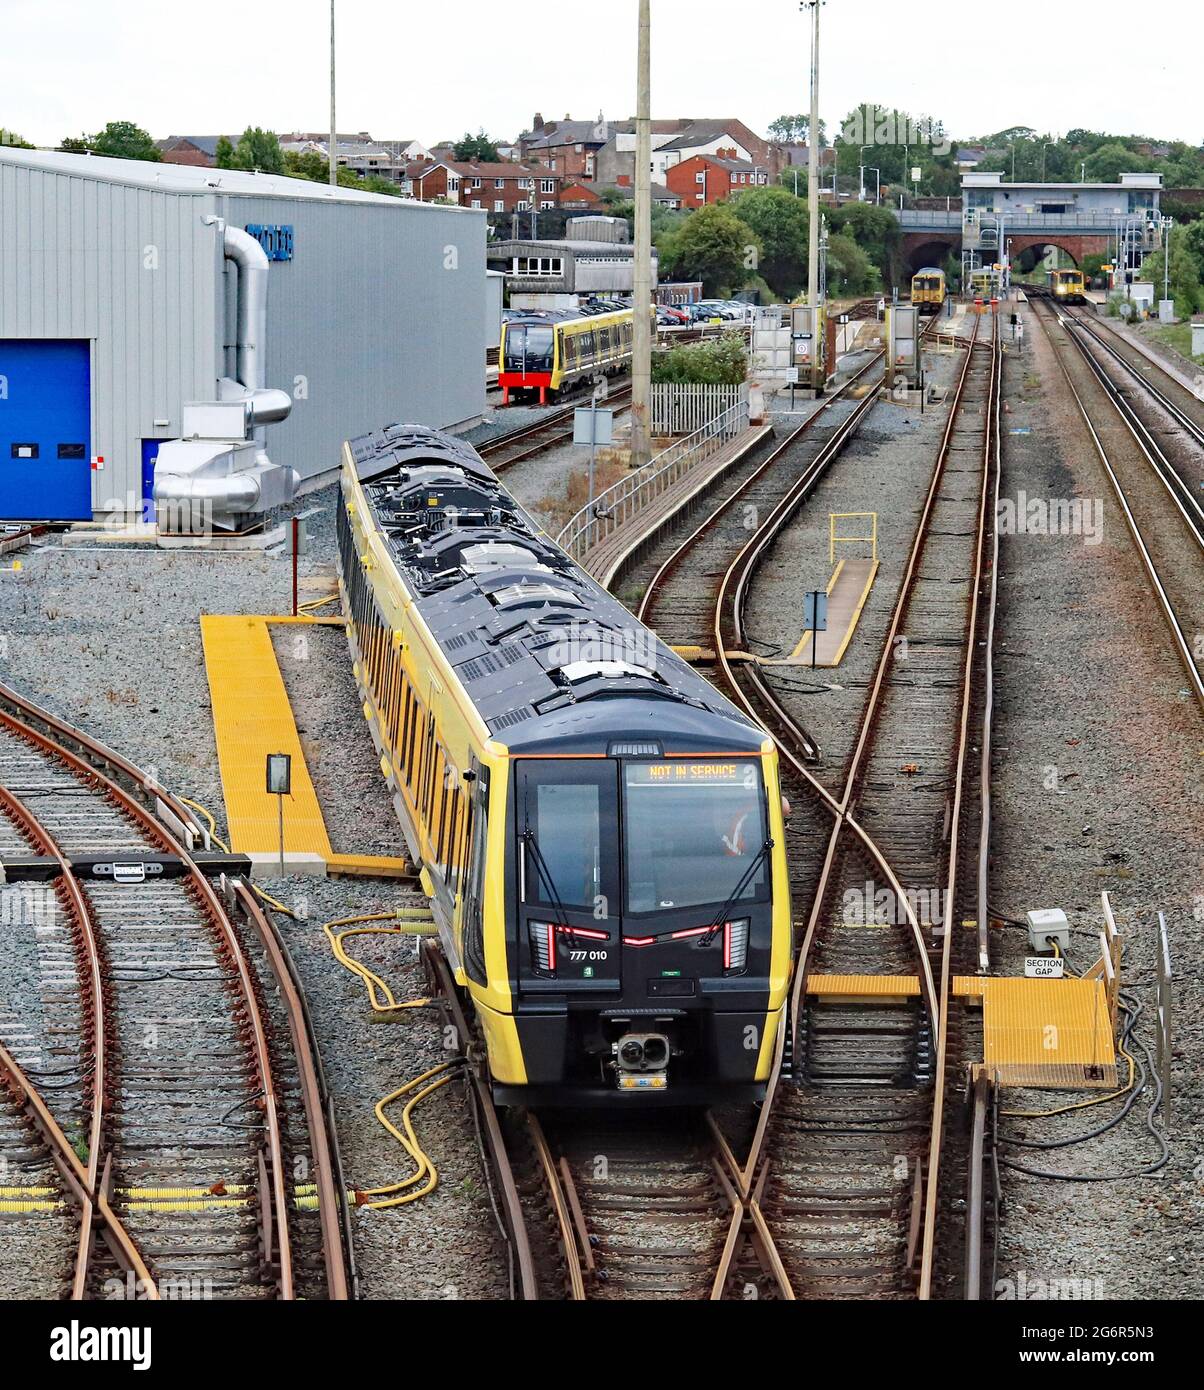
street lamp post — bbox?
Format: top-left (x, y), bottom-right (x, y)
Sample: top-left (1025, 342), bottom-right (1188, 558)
top-left (859, 143), bottom-right (871, 202)
top-left (805, 0), bottom-right (823, 389)
top-left (329, 0), bottom-right (337, 187)
top-left (1163, 216), bottom-right (1173, 306)
top-left (629, 0), bottom-right (653, 468)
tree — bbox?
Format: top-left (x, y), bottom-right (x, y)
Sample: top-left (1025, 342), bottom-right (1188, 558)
top-left (660, 204), bottom-right (759, 296)
top-left (231, 127), bottom-right (284, 174)
top-left (214, 136), bottom-right (237, 168)
top-left (1140, 227), bottom-right (1203, 317)
top-left (1085, 141), bottom-right (1149, 182)
top-left (280, 147), bottom-right (400, 196)
top-left (1182, 219), bottom-right (1204, 278)
top-left (283, 148), bottom-right (326, 182)
top-left (831, 102), bottom-right (955, 196)
top-left (768, 114), bottom-right (824, 145)
top-left (829, 201), bottom-right (899, 282)
top-left (727, 186), bottom-right (809, 297)
top-left (825, 232), bottom-right (877, 295)
top-left (453, 130), bottom-right (500, 162)
top-left (0, 127), bottom-right (34, 148)
top-left (90, 121), bottom-right (160, 161)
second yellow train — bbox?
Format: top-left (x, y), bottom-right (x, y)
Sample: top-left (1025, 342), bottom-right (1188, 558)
top-left (499, 308), bottom-right (634, 405)
top-left (911, 266), bottom-right (946, 314)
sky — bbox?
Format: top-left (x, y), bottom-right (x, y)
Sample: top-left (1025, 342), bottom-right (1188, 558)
top-left (3, 0), bottom-right (1200, 150)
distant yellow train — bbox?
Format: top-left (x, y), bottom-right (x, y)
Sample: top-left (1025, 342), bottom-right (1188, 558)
top-left (499, 308), bottom-right (634, 405)
top-left (911, 266), bottom-right (946, 314)
top-left (1050, 268), bottom-right (1088, 304)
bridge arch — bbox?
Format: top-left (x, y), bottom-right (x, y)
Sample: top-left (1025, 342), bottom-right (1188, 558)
top-left (901, 234), bottom-right (959, 276)
top-left (1003, 233), bottom-right (1109, 270)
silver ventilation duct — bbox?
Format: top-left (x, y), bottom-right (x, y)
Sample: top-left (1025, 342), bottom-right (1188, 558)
top-left (153, 218), bottom-right (298, 530)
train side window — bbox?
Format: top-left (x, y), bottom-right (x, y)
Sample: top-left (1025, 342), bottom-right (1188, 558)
top-left (450, 797), bottom-right (468, 897)
top-left (462, 764), bottom-right (489, 984)
top-left (448, 791), bottom-right (466, 891)
top-left (419, 711), bottom-right (436, 809)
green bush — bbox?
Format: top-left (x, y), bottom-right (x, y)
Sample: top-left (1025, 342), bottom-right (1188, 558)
top-left (651, 331), bottom-right (748, 385)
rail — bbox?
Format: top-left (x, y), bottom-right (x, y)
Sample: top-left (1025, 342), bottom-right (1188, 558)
top-left (0, 685), bottom-right (352, 1299)
top-left (556, 396), bottom-right (750, 565)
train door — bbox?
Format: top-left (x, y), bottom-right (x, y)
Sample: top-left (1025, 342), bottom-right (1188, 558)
top-left (514, 760), bottom-right (621, 996)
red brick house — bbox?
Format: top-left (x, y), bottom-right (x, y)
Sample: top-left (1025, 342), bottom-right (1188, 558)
top-left (403, 160), bottom-right (561, 211)
top-left (157, 136), bottom-right (225, 167)
top-left (560, 180), bottom-right (606, 208)
top-left (519, 114), bottom-right (615, 181)
top-left (665, 154), bottom-right (770, 207)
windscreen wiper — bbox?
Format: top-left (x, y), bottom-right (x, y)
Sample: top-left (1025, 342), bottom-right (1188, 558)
top-left (703, 839), bottom-right (773, 945)
top-left (521, 823), bottom-right (575, 934)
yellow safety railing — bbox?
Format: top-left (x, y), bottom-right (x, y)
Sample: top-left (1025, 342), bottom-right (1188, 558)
top-left (829, 511), bottom-right (878, 565)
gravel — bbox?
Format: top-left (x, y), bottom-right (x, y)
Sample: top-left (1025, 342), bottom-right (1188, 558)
top-left (1, 305), bottom-right (1196, 1301)
top-left (0, 483), bottom-right (508, 1300)
top-left (743, 323), bottom-right (972, 796)
top-left (987, 296), bottom-right (1202, 1300)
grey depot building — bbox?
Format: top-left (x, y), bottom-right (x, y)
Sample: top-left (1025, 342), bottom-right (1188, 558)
top-left (0, 147), bottom-right (486, 528)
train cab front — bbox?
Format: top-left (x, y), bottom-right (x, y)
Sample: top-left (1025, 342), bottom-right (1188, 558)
top-left (488, 751), bottom-right (788, 1107)
top-left (498, 319), bottom-right (556, 405)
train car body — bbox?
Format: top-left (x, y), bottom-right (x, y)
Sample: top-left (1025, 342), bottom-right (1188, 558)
top-left (1050, 268), bottom-right (1088, 304)
top-left (337, 423), bottom-right (792, 1105)
top-left (498, 308), bottom-right (634, 405)
top-left (911, 266), bottom-right (946, 314)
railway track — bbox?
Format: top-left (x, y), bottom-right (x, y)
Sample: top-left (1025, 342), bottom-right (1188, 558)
top-left (424, 940), bottom-right (746, 1301)
top-left (703, 313), bottom-right (1002, 1298)
top-left (1030, 296), bottom-right (1204, 709)
top-left (633, 351), bottom-right (888, 666)
top-left (0, 682), bottom-right (354, 1300)
top-left (441, 318), bottom-right (988, 1303)
top-left (480, 383), bottom-right (633, 471)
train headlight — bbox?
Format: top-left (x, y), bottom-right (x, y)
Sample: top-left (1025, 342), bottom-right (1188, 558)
top-left (530, 921), bottom-right (556, 974)
top-left (723, 918), bottom-right (750, 974)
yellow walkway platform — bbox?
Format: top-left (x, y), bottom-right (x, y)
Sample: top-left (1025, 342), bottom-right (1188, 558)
top-left (201, 614), bottom-right (410, 880)
top-left (766, 556), bottom-right (879, 668)
top-left (805, 973), bottom-right (1117, 1089)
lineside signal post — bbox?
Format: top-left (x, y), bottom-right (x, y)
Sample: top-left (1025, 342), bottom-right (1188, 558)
top-left (266, 752), bottom-right (292, 878)
top-left (803, 589), bottom-right (828, 670)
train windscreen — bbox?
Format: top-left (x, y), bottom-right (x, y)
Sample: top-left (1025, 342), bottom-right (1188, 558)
top-left (503, 324), bottom-right (555, 375)
top-left (623, 761), bottom-right (769, 914)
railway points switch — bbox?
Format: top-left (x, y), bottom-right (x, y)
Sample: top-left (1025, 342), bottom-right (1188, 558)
top-left (1025, 907), bottom-right (1070, 953)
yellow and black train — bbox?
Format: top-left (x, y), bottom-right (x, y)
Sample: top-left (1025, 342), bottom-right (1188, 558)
top-left (1050, 268), bottom-right (1088, 304)
top-left (498, 308), bottom-right (635, 405)
top-left (910, 266), bottom-right (946, 314)
top-left (337, 423), bottom-right (792, 1104)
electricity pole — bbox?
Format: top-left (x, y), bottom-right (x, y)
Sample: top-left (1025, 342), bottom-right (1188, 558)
top-left (329, 1), bottom-right (338, 187)
top-left (630, 0), bottom-right (653, 468)
top-left (805, 0), bottom-right (822, 389)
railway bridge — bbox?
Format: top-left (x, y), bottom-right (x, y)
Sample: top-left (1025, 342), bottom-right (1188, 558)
top-left (896, 171), bottom-right (1164, 277)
